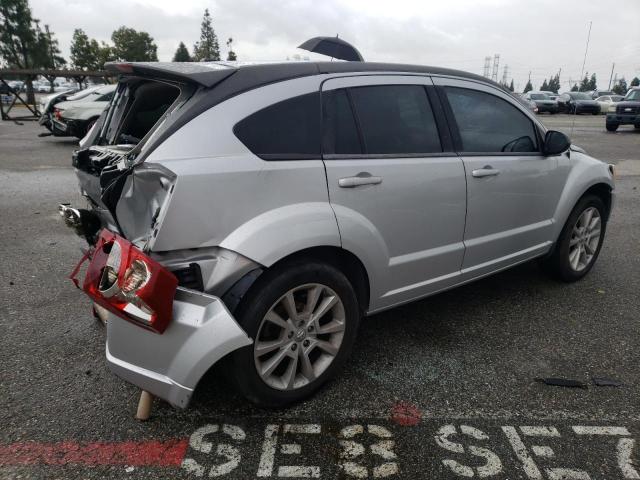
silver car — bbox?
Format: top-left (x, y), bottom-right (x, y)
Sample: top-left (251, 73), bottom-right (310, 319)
top-left (61, 61), bottom-right (615, 408)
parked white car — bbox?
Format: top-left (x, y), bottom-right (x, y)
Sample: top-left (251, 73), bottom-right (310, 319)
top-left (50, 85), bottom-right (116, 138)
top-left (596, 95), bottom-right (624, 113)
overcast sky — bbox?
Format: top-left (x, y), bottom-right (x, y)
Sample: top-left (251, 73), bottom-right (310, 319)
top-left (30, 0), bottom-right (640, 92)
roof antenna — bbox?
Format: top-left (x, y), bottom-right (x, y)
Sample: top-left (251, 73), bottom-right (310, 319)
top-left (571, 21), bottom-right (592, 138)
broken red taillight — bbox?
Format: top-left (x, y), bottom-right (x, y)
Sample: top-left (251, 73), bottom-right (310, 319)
top-left (70, 229), bottom-right (178, 333)
top-left (53, 108), bottom-right (62, 120)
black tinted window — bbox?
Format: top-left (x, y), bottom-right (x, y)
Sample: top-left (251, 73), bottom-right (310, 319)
top-left (322, 89), bottom-right (362, 154)
top-left (234, 92), bottom-right (321, 159)
top-left (445, 87), bottom-right (538, 153)
top-left (349, 85), bottom-right (442, 154)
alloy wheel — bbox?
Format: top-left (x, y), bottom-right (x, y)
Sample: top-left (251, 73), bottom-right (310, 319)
top-left (254, 283), bottom-right (346, 390)
top-left (568, 207), bottom-right (601, 272)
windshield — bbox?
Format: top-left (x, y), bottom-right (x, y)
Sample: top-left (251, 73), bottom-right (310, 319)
top-left (570, 92), bottom-right (591, 100)
top-left (530, 94), bottom-right (550, 100)
top-left (625, 90), bottom-right (640, 101)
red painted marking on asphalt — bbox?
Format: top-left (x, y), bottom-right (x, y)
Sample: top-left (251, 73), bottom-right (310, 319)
top-left (390, 401), bottom-right (422, 426)
top-left (0, 438), bottom-right (189, 467)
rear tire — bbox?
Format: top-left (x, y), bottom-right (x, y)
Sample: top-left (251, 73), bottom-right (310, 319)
top-left (606, 122), bottom-right (619, 132)
top-left (542, 195), bottom-right (607, 282)
top-left (229, 260), bottom-right (360, 407)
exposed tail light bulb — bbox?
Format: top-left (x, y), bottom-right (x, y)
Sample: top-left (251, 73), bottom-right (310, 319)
top-left (122, 260), bottom-right (150, 294)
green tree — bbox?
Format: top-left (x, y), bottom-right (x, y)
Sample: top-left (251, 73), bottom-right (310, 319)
top-left (172, 41), bottom-right (191, 62)
top-left (612, 77), bottom-right (628, 95)
top-left (588, 73), bottom-right (597, 90)
top-left (111, 26), bottom-right (158, 61)
top-left (96, 41), bottom-right (116, 68)
top-left (0, 0), bottom-right (63, 101)
top-left (508, 79), bottom-right (514, 92)
top-left (524, 79), bottom-right (533, 93)
top-left (541, 79), bottom-right (549, 91)
top-left (226, 37), bottom-right (236, 61)
top-left (630, 77), bottom-right (640, 87)
top-left (571, 83), bottom-right (579, 92)
top-left (579, 73), bottom-right (590, 92)
top-left (70, 28), bottom-right (101, 70)
top-left (548, 74), bottom-right (560, 93)
top-left (193, 9), bottom-right (220, 61)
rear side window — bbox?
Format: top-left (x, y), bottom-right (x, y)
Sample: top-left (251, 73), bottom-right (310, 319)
top-left (234, 92), bottom-right (321, 159)
top-left (445, 87), bottom-right (538, 153)
top-left (349, 85), bottom-right (442, 155)
top-left (322, 89), bottom-right (362, 155)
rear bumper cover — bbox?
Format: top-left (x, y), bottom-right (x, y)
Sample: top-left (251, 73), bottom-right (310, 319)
top-left (105, 287), bottom-right (252, 408)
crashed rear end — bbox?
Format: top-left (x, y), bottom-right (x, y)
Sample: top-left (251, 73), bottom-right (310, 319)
top-left (61, 61), bottom-right (250, 407)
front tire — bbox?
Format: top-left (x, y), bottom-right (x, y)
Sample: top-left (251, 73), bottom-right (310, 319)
top-left (543, 195), bottom-right (607, 282)
top-left (230, 260), bottom-right (360, 407)
top-left (606, 122), bottom-right (619, 132)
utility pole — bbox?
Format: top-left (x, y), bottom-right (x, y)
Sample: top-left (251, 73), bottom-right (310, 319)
top-left (502, 65), bottom-right (509, 85)
top-left (608, 63), bottom-right (615, 90)
top-left (491, 54), bottom-right (500, 82)
top-left (483, 56), bottom-right (491, 78)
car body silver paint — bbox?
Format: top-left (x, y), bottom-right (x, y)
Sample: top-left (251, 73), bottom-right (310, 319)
top-left (106, 288), bottom-right (252, 408)
top-left (144, 76), bottom-right (341, 261)
top-left (321, 75), bottom-right (467, 310)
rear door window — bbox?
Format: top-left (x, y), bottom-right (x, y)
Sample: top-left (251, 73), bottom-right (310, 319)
top-left (234, 92), bottom-right (321, 160)
top-left (348, 85), bottom-right (442, 155)
top-left (322, 89), bottom-right (362, 155)
top-left (445, 87), bottom-right (539, 153)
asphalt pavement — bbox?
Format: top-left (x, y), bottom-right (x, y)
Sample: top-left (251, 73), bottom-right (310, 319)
top-left (0, 115), bottom-right (639, 479)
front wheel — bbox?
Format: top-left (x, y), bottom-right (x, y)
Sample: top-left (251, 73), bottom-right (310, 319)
top-left (542, 195), bottom-right (607, 282)
top-left (606, 123), bottom-right (619, 132)
top-left (230, 260), bottom-right (360, 407)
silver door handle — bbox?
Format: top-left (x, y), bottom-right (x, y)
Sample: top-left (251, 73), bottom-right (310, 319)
top-left (472, 167), bottom-right (500, 178)
top-left (338, 175), bottom-right (383, 188)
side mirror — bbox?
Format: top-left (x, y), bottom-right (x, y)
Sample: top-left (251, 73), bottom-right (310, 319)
top-left (543, 130), bottom-right (570, 156)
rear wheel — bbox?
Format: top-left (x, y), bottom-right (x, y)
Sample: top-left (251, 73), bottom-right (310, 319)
top-left (606, 122), bottom-right (619, 132)
top-left (542, 195), bottom-right (607, 282)
top-left (230, 260), bottom-right (360, 407)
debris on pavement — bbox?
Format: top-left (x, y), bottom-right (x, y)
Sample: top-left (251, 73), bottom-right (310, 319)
top-left (535, 377), bottom-right (588, 389)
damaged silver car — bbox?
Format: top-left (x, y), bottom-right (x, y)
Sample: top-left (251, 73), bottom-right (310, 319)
top-left (62, 60), bottom-right (615, 408)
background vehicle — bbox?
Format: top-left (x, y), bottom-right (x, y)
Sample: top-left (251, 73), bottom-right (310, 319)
top-left (596, 95), bottom-right (624, 114)
top-left (39, 88), bottom-right (80, 134)
top-left (523, 91), bottom-right (558, 113)
top-left (589, 89), bottom-right (616, 100)
top-left (50, 84), bottom-right (115, 138)
top-left (606, 87), bottom-right (640, 131)
top-left (557, 92), bottom-right (600, 114)
top-left (63, 61), bottom-right (614, 409)
top-left (515, 93), bottom-right (538, 113)
top-left (540, 90), bottom-right (559, 100)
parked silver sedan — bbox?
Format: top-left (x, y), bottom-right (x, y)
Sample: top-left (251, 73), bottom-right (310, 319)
top-left (61, 60), bottom-right (615, 409)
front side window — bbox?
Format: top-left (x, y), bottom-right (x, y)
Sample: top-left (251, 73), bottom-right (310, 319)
top-left (234, 92), bottom-right (321, 159)
top-left (348, 85), bottom-right (442, 155)
top-left (445, 87), bottom-right (538, 153)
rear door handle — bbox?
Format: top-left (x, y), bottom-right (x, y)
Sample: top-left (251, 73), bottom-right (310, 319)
top-left (472, 166), bottom-right (500, 178)
top-left (338, 174), bottom-right (383, 188)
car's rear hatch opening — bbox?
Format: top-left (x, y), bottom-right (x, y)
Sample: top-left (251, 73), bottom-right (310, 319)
top-left (71, 62), bottom-right (237, 246)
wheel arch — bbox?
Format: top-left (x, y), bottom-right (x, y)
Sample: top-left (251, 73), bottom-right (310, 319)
top-left (222, 245), bottom-right (371, 316)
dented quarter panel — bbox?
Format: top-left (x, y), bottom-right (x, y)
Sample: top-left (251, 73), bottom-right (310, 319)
top-left (115, 163), bottom-right (177, 249)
